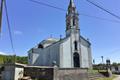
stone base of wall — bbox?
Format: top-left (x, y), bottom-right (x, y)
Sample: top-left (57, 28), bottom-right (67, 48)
top-left (24, 66), bottom-right (54, 80)
top-left (54, 68), bottom-right (88, 80)
top-left (24, 67), bottom-right (108, 80)
top-left (24, 67), bottom-right (89, 80)
top-left (1, 64), bottom-right (108, 80)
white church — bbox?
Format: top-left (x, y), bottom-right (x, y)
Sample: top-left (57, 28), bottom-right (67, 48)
top-left (28, 0), bottom-right (92, 68)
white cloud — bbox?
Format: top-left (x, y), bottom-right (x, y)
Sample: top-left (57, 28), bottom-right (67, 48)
top-left (0, 51), bottom-right (15, 55)
top-left (0, 52), bottom-right (7, 55)
top-left (14, 30), bottom-right (23, 35)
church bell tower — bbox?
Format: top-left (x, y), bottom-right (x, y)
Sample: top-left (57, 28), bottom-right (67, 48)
top-left (66, 0), bottom-right (79, 37)
top-left (66, 0), bottom-right (81, 68)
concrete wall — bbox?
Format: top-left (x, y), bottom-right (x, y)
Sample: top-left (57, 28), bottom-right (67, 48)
top-left (81, 44), bottom-right (89, 68)
top-left (2, 65), bottom-right (15, 80)
top-left (14, 67), bottom-right (24, 80)
top-left (60, 38), bottom-right (72, 68)
top-left (111, 66), bottom-right (120, 73)
top-left (2, 64), bottom-right (24, 80)
top-left (80, 36), bottom-right (92, 68)
top-left (24, 67), bottom-right (53, 80)
top-left (29, 52), bottom-right (39, 65)
top-left (54, 68), bottom-right (88, 80)
top-left (2, 71), bottom-right (14, 80)
top-left (24, 67), bottom-right (89, 80)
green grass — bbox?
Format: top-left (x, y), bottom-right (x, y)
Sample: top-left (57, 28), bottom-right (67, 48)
top-left (88, 69), bottom-right (107, 74)
top-left (96, 75), bottom-right (116, 80)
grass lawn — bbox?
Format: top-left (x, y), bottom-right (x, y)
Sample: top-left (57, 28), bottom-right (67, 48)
top-left (88, 69), bottom-right (107, 74)
top-left (96, 75), bottom-right (116, 80)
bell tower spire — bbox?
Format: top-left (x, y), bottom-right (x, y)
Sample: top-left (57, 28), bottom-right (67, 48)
top-left (69, 0), bottom-right (75, 8)
top-left (66, 0), bottom-right (79, 37)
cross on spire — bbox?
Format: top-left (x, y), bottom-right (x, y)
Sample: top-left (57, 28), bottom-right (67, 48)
top-left (69, 0), bottom-right (75, 8)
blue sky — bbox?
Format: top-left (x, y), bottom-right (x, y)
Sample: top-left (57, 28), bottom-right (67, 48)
top-left (0, 0), bottom-right (120, 64)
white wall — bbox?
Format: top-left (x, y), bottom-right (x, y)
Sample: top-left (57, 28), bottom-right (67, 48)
top-left (60, 38), bottom-right (72, 68)
top-left (14, 67), bottom-right (24, 80)
top-left (28, 36), bottom-right (92, 68)
top-left (81, 44), bottom-right (89, 68)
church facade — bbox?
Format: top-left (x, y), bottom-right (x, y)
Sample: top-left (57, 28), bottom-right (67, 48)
top-left (28, 0), bottom-right (92, 68)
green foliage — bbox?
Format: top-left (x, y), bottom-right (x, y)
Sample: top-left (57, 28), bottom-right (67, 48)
top-left (16, 56), bottom-right (28, 64)
top-left (112, 62), bottom-right (118, 66)
top-left (0, 55), bottom-right (28, 64)
top-left (0, 55), bottom-right (4, 64)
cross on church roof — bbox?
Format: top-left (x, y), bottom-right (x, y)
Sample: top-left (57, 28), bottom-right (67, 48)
top-left (69, 0), bottom-right (75, 8)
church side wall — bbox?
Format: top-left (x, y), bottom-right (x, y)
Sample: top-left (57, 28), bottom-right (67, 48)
top-left (32, 52), bottom-right (40, 65)
top-left (28, 49), bottom-right (41, 65)
top-left (80, 37), bottom-right (92, 68)
top-left (31, 42), bottom-right (60, 66)
top-left (88, 46), bottom-right (93, 69)
top-left (33, 49), bottom-right (44, 66)
top-left (28, 49), bottom-right (43, 66)
top-left (43, 42), bottom-right (60, 66)
top-left (81, 44), bottom-right (89, 68)
top-left (60, 37), bottom-right (72, 68)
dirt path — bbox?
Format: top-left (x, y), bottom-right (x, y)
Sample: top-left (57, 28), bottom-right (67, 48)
top-left (113, 75), bottom-right (120, 80)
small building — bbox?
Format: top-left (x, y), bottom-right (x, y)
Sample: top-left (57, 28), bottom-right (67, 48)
top-left (111, 65), bottom-right (120, 74)
top-left (28, 0), bottom-right (92, 69)
top-left (1, 63), bottom-right (25, 80)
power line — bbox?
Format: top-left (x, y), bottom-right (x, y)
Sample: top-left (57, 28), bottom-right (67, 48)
top-left (0, 0), bottom-right (4, 33)
top-left (29, 0), bottom-right (66, 11)
top-left (29, 0), bottom-right (120, 23)
top-left (86, 0), bottom-right (120, 20)
top-left (4, 0), bottom-right (15, 53)
top-left (79, 13), bottom-right (120, 23)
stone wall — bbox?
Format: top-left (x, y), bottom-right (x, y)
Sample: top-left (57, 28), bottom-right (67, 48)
top-left (1, 64), bottom-right (107, 80)
top-left (54, 68), bottom-right (88, 80)
top-left (24, 67), bottom-right (89, 80)
top-left (24, 67), bottom-right (54, 80)
top-left (1, 63), bottom-right (24, 80)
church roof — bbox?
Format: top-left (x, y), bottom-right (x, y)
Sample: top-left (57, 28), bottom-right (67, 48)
top-left (40, 38), bottom-right (59, 44)
top-left (80, 36), bottom-right (91, 45)
top-left (39, 35), bottom-right (91, 49)
top-left (37, 38), bottom-right (60, 48)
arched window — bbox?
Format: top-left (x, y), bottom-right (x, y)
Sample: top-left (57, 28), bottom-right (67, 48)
top-left (73, 18), bottom-right (76, 26)
top-left (74, 41), bottom-right (78, 50)
top-left (38, 44), bottom-right (43, 48)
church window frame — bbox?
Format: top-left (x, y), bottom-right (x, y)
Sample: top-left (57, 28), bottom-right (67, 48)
top-left (74, 41), bottom-right (78, 50)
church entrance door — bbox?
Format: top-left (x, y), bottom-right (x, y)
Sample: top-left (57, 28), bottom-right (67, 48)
top-left (73, 52), bottom-right (80, 67)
